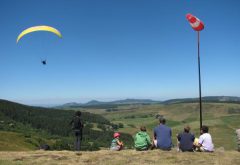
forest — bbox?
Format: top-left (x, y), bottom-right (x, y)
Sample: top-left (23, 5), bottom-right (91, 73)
top-left (0, 99), bottom-right (133, 151)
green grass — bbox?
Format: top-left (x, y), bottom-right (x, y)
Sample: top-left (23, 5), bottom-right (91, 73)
top-left (80, 102), bottom-right (240, 150)
top-left (1, 102), bottom-right (240, 151)
top-left (0, 131), bottom-right (36, 151)
top-left (0, 160), bottom-right (23, 165)
top-left (0, 131), bottom-right (57, 151)
top-left (0, 150), bottom-right (240, 165)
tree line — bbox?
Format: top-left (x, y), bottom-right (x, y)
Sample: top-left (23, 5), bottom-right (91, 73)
top-left (0, 99), bottom-right (133, 150)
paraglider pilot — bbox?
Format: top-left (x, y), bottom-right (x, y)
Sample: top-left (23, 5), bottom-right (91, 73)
top-left (41, 60), bottom-right (47, 65)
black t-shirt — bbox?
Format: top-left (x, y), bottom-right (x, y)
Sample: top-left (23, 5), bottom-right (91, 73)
top-left (71, 116), bottom-right (83, 130)
top-left (177, 132), bottom-right (195, 151)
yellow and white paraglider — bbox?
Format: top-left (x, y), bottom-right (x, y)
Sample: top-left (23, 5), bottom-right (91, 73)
top-left (16, 25), bottom-right (62, 65)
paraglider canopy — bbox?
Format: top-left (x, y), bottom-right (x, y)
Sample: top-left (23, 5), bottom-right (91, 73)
top-left (16, 25), bottom-right (62, 65)
top-left (16, 25), bottom-right (62, 43)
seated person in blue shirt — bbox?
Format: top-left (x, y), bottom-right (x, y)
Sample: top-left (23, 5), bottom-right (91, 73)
top-left (153, 117), bottom-right (172, 150)
top-left (177, 125), bottom-right (195, 152)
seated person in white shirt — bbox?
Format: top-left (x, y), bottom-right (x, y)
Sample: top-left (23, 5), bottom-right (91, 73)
top-left (196, 125), bottom-right (214, 152)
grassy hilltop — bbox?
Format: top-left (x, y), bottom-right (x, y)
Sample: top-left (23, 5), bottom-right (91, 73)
top-left (0, 150), bottom-right (240, 165)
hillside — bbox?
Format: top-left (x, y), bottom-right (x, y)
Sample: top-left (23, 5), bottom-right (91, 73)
top-left (1, 99), bottom-right (240, 151)
top-left (57, 96), bottom-right (240, 109)
top-left (0, 150), bottom-right (239, 165)
top-left (162, 96), bottom-right (240, 104)
top-left (57, 99), bottom-right (161, 109)
top-left (0, 99), bottom-right (133, 151)
top-left (73, 102), bottom-right (240, 150)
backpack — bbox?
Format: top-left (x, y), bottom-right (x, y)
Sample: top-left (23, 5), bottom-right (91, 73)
top-left (40, 144), bottom-right (50, 150)
top-left (73, 116), bottom-right (83, 130)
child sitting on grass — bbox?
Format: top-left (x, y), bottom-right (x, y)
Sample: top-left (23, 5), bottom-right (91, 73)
top-left (134, 126), bottom-right (152, 151)
top-left (110, 132), bottom-right (124, 151)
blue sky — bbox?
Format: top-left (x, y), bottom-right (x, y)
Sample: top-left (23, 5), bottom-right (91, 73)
top-left (1, 0), bottom-right (240, 105)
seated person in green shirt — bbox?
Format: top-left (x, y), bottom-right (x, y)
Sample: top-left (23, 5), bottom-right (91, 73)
top-left (134, 126), bottom-right (152, 151)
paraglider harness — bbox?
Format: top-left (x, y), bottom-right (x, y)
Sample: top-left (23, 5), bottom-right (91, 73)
top-left (41, 60), bottom-right (47, 65)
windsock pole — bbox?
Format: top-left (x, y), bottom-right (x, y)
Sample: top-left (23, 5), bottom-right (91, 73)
top-left (186, 13), bottom-right (205, 132)
top-left (197, 31), bottom-right (203, 130)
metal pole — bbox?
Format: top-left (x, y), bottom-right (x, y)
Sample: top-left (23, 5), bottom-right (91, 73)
top-left (197, 31), bottom-right (203, 131)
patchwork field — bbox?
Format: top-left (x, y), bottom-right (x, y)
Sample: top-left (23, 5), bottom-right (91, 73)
top-left (81, 103), bottom-right (240, 150)
top-left (1, 102), bottom-right (239, 151)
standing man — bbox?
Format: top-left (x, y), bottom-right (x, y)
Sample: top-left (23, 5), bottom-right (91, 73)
top-left (70, 111), bottom-right (84, 151)
top-left (153, 117), bottom-right (172, 150)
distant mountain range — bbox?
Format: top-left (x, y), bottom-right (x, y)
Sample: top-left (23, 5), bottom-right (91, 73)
top-left (57, 99), bottom-right (160, 108)
top-left (57, 96), bottom-right (240, 108)
top-left (162, 96), bottom-right (240, 104)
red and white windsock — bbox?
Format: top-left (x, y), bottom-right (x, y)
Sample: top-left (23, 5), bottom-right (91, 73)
top-left (186, 13), bottom-right (204, 31)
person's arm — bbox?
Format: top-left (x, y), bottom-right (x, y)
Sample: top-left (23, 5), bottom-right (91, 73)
top-left (191, 134), bottom-right (195, 142)
top-left (81, 121), bottom-right (84, 128)
top-left (197, 136), bottom-right (203, 147)
top-left (177, 133), bottom-right (181, 141)
top-left (134, 134), bottom-right (137, 142)
top-left (117, 139), bottom-right (123, 146)
top-left (146, 134), bottom-right (151, 146)
top-left (176, 133), bottom-right (180, 150)
top-left (153, 128), bottom-right (157, 140)
top-left (69, 119), bottom-right (73, 126)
